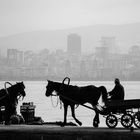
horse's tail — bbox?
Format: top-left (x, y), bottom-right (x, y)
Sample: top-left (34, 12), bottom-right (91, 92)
top-left (98, 86), bottom-right (108, 103)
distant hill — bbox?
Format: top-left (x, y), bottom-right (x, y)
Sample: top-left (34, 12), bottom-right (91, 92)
top-left (0, 23), bottom-right (140, 54)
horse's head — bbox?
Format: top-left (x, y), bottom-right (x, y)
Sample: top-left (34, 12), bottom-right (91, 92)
top-left (45, 80), bottom-right (55, 97)
top-left (15, 82), bottom-right (26, 99)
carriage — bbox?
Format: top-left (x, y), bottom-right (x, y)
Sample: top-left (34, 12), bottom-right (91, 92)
top-left (46, 77), bottom-right (140, 128)
top-left (100, 99), bottom-right (140, 129)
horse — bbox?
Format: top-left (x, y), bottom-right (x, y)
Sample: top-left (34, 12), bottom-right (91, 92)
top-left (45, 80), bottom-right (108, 127)
top-left (0, 82), bottom-right (26, 125)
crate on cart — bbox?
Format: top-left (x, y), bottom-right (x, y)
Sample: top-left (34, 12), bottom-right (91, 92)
top-left (20, 102), bottom-right (36, 124)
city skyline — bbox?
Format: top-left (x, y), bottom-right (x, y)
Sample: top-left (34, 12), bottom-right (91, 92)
top-left (0, 37), bottom-right (140, 81)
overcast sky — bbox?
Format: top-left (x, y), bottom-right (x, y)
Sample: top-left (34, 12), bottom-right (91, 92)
top-left (0, 0), bottom-right (140, 36)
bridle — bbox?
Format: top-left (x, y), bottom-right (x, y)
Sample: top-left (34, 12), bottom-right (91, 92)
top-left (16, 84), bottom-right (25, 101)
top-left (49, 77), bottom-right (70, 108)
top-left (49, 77), bottom-right (80, 109)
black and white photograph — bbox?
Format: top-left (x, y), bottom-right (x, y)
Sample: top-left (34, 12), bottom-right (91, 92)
top-left (0, 0), bottom-right (140, 139)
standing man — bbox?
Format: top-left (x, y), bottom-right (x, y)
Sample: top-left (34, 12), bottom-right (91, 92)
top-left (108, 78), bottom-right (125, 100)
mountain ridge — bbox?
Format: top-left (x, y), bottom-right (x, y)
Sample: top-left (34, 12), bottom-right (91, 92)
top-left (0, 23), bottom-right (140, 54)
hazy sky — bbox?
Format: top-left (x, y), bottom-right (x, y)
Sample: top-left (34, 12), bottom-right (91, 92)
top-left (0, 0), bottom-right (140, 36)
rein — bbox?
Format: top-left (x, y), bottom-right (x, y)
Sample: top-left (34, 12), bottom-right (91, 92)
top-left (50, 77), bottom-right (70, 108)
top-left (58, 90), bottom-right (96, 111)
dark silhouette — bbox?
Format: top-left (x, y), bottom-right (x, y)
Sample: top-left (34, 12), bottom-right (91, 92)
top-left (45, 80), bottom-right (108, 127)
top-left (108, 78), bottom-right (125, 100)
top-left (0, 82), bottom-right (26, 125)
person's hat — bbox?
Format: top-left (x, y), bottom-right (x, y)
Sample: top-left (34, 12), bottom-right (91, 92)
top-left (115, 78), bottom-right (120, 84)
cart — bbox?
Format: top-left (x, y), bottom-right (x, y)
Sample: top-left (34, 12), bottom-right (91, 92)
top-left (101, 99), bottom-right (140, 128)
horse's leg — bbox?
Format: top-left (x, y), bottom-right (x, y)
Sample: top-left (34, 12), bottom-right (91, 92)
top-left (4, 105), bottom-right (11, 125)
top-left (91, 103), bottom-right (100, 127)
top-left (93, 110), bottom-right (100, 127)
top-left (70, 105), bottom-right (82, 126)
top-left (62, 103), bottom-right (68, 126)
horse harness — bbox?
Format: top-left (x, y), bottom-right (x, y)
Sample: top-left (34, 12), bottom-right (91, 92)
top-left (51, 77), bottom-right (97, 111)
top-left (0, 82), bottom-right (12, 101)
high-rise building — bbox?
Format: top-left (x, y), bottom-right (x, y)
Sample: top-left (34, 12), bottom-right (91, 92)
top-left (95, 47), bottom-right (109, 59)
top-left (101, 37), bottom-right (116, 54)
top-left (16, 50), bottom-right (24, 65)
top-left (7, 49), bottom-right (18, 65)
top-left (7, 49), bottom-right (24, 65)
top-left (67, 33), bottom-right (81, 55)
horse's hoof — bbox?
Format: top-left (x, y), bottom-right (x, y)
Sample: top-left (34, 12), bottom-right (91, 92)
top-left (93, 122), bottom-right (99, 128)
top-left (94, 124), bottom-right (98, 127)
top-left (61, 125), bottom-right (64, 127)
top-left (79, 122), bottom-right (82, 126)
top-left (60, 123), bottom-right (65, 127)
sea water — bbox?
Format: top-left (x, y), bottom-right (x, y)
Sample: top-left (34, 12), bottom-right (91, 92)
top-left (1, 81), bottom-right (140, 127)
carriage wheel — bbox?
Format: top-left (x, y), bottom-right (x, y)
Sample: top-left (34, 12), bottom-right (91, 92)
top-left (106, 114), bottom-right (118, 128)
top-left (121, 114), bottom-right (133, 128)
top-left (134, 112), bottom-right (140, 129)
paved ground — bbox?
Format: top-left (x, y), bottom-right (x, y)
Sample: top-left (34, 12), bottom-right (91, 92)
top-left (0, 125), bottom-right (140, 140)
top-left (0, 124), bottom-right (139, 133)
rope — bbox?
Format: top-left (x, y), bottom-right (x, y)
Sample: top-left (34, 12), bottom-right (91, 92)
top-left (4, 82), bottom-right (12, 95)
top-left (51, 94), bottom-right (59, 108)
top-left (50, 77), bottom-right (71, 109)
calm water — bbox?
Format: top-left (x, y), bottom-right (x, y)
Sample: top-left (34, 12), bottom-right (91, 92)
top-left (1, 81), bottom-right (140, 127)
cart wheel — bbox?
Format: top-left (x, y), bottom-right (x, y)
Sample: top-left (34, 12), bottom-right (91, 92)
top-left (134, 112), bottom-right (140, 129)
top-left (121, 114), bottom-right (133, 128)
top-left (106, 114), bottom-right (118, 128)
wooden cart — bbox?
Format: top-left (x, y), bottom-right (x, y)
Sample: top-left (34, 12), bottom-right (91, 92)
top-left (101, 99), bottom-right (140, 128)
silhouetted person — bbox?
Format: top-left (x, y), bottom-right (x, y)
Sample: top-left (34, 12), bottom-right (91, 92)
top-left (108, 78), bottom-right (125, 100)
